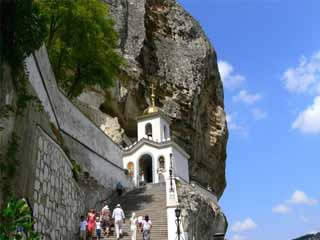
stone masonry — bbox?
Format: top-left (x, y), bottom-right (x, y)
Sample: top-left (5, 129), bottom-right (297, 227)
top-left (33, 127), bottom-right (85, 239)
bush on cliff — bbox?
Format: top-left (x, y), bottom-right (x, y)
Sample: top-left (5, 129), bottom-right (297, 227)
top-left (0, 0), bottom-right (47, 75)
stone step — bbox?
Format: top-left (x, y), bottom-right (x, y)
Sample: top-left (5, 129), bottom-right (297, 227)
top-left (109, 184), bottom-right (168, 239)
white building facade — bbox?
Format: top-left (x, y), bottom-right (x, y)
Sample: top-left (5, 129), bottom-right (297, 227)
top-left (122, 104), bottom-right (190, 187)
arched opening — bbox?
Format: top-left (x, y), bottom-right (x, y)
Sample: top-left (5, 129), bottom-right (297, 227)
top-left (127, 162), bottom-right (134, 177)
top-left (158, 156), bottom-right (165, 169)
top-left (139, 154), bottom-right (153, 183)
top-left (163, 125), bottom-right (168, 139)
top-left (145, 123), bottom-right (152, 137)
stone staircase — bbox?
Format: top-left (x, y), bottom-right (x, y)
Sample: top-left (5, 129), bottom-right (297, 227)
top-left (106, 183), bottom-right (168, 240)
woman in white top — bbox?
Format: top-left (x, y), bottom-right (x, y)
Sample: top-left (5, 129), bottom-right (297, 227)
top-left (141, 215), bottom-right (152, 240)
top-left (130, 212), bottom-right (138, 240)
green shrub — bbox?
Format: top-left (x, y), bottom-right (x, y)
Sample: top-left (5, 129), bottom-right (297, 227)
top-left (0, 198), bottom-right (40, 240)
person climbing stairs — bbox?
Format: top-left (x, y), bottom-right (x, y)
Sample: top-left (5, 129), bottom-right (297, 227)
top-left (106, 183), bottom-right (168, 240)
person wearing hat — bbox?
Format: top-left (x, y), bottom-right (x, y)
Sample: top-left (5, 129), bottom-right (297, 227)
top-left (101, 204), bottom-right (111, 237)
top-left (112, 204), bottom-right (125, 240)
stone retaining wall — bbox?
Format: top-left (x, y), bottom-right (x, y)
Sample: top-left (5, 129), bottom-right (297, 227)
top-left (25, 45), bottom-right (133, 190)
top-left (33, 126), bottom-right (85, 239)
top-left (0, 45), bottom-right (135, 238)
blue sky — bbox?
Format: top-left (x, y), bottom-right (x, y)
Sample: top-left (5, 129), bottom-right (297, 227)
top-left (178, 1), bottom-right (320, 240)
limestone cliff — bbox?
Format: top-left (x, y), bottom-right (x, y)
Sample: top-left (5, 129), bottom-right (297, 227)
top-left (92, 0), bottom-right (228, 197)
top-left (177, 182), bottom-right (228, 239)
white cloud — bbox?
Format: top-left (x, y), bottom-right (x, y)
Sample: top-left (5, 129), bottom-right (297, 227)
top-left (226, 114), bottom-right (241, 130)
top-left (226, 114), bottom-right (248, 136)
top-left (282, 51), bottom-right (320, 94)
top-left (272, 204), bottom-right (291, 214)
top-left (252, 108), bottom-right (267, 120)
top-left (232, 218), bottom-right (257, 232)
top-left (288, 190), bottom-right (318, 205)
top-left (301, 216), bottom-right (309, 223)
top-left (218, 61), bottom-right (245, 89)
top-left (292, 96), bottom-right (320, 134)
top-left (231, 234), bottom-right (247, 240)
top-left (233, 90), bottom-right (262, 105)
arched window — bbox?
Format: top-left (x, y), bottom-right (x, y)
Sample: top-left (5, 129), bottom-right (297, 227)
top-left (163, 125), bottom-right (168, 139)
top-left (145, 123), bottom-right (152, 137)
top-left (127, 162), bottom-right (134, 177)
top-left (158, 156), bottom-right (165, 169)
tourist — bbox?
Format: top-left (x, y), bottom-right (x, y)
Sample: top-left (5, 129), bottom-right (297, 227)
top-left (141, 215), bottom-right (152, 240)
top-left (80, 216), bottom-right (87, 240)
top-left (137, 215), bottom-right (143, 230)
top-left (116, 182), bottom-right (124, 196)
top-left (87, 209), bottom-right (96, 239)
top-left (130, 212), bottom-right (138, 240)
top-left (112, 204), bottom-right (125, 240)
top-left (95, 217), bottom-right (102, 240)
top-left (101, 204), bottom-right (111, 237)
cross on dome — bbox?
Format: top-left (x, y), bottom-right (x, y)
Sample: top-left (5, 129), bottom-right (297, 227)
top-left (143, 82), bottom-right (159, 115)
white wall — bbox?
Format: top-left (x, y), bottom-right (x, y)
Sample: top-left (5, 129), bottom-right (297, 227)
top-left (25, 54), bottom-right (58, 127)
top-left (26, 46), bottom-right (123, 168)
top-left (123, 144), bottom-right (173, 185)
top-left (137, 117), bottom-right (160, 141)
top-left (137, 115), bottom-right (170, 142)
top-left (25, 46), bottom-right (132, 190)
top-left (172, 148), bottom-right (189, 183)
top-left (160, 117), bottom-right (170, 141)
top-left (123, 142), bottom-right (189, 186)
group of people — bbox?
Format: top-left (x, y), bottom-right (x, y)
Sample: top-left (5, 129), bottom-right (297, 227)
top-left (130, 212), bottom-right (152, 240)
top-left (79, 204), bottom-right (152, 240)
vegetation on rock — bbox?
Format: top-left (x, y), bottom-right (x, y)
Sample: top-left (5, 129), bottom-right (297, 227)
top-left (36, 0), bottom-right (124, 97)
top-left (0, 133), bottom-right (20, 200)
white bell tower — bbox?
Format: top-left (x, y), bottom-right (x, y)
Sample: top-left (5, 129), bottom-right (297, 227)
top-left (137, 84), bottom-right (171, 142)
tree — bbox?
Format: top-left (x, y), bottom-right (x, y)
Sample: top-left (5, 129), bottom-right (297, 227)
top-left (37, 0), bottom-right (124, 97)
top-left (0, 0), bottom-right (47, 72)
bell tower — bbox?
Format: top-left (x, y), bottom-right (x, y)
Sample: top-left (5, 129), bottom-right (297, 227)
top-left (136, 83), bottom-right (171, 142)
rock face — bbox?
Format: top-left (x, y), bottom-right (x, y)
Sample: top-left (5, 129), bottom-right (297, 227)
top-left (98, 0), bottom-right (228, 197)
top-left (293, 233), bottom-right (320, 240)
top-left (177, 182), bottom-right (228, 239)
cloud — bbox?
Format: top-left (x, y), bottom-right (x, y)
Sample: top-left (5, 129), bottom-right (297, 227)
top-left (272, 204), bottom-right (291, 214)
top-left (288, 190), bottom-right (318, 205)
top-left (231, 234), bottom-right (247, 240)
top-left (232, 218), bottom-right (257, 232)
top-left (282, 51), bottom-right (320, 94)
top-left (252, 108), bottom-right (267, 120)
top-left (218, 61), bottom-right (246, 89)
top-left (292, 96), bottom-right (320, 134)
top-left (226, 114), bottom-right (241, 130)
top-left (233, 90), bottom-right (262, 105)
top-left (301, 216), bottom-right (309, 223)
top-left (226, 114), bottom-right (248, 136)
